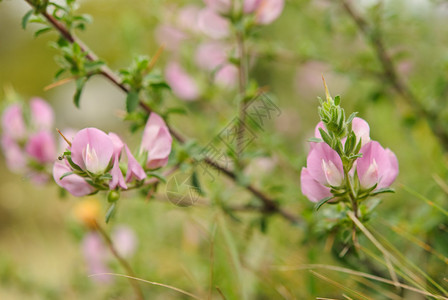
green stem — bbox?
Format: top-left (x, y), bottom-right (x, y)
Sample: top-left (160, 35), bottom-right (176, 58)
top-left (94, 222), bottom-right (144, 300)
top-left (236, 31), bottom-right (248, 166)
top-left (343, 166), bottom-right (358, 218)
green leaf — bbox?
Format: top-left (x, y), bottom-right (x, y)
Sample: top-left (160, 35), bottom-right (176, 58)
top-left (308, 137), bottom-right (323, 143)
top-left (165, 107), bottom-right (187, 116)
top-left (105, 202), bottom-right (116, 223)
top-left (147, 171), bottom-right (166, 183)
top-left (334, 95), bottom-right (341, 106)
top-left (74, 77), bottom-right (87, 108)
top-left (22, 9), bottom-right (34, 29)
top-left (319, 128), bottom-right (332, 147)
top-left (346, 112), bottom-right (358, 125)
top-left (314, 196), bottom-right (334, 211)
top-left (59, 171), bottom-right (74, 180)
top-left (126, 90), bottom-right (140, 113)
top-left (34, 26), bottom-right (52, 38)
top-left (370, 188), bottom-right (394, 196)
top-left (191, 171), bottom-right (205, 196)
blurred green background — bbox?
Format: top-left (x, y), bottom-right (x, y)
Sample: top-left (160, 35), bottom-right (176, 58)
top-left (1, 0), bottom-right (448, 299)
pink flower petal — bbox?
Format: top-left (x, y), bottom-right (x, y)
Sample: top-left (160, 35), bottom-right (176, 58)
top-left (2, 104), bottom-right (26, 141)
top-left (112, 226), bottom-right (138, 258)
top-left (255, 0), bottom-right (284, 25)
top-left (197, 8), bottom-right (230, 39)
top-left (301, 167), bottom-right (332, 203)
top-left (30, 97), bottom-right (54, 131)
top-left (109, 155), bottom-right (127, 190)
top-left (71, 128), bottom-right (114, 174)
top-left (124, 145), bottom-right (146, 182)
top-left (165, 62), bottom-right (200, 101)
top-left (25, 131), bottom-right (56, 164)
top-left (140, 113), bottom-right (173, 169)
top-left (204, 0), bottom-right (232, 14)
top-left (53, 160), bottom-right (96, 197)
top-left (214, 64), bottom-right (238, 88)
top-left (306, 142), bottom-right (344, 186)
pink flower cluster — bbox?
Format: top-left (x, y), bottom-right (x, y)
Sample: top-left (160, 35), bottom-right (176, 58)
top-left (156, 0), bottom-right (284, 101)
top-left (82, 225), bottom-right (137, 284)
top-left (1, 98), bottom-right (57, 183)
top-left (301, 118), bottom-right (399, 203)
top-left (53, 112), bottom-right (172, 197)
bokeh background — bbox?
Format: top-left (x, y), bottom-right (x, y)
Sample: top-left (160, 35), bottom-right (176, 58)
top-left (1, 0), bottom-right (448, 299)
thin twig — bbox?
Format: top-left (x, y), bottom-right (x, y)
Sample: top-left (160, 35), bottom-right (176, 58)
top-left (94, 222), bottom-right (145, 300)
top-left (23, 0), bottom-right (302, 225)
top-left (341, 0), bottom-right (448, 151)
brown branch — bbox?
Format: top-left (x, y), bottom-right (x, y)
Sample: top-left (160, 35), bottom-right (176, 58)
top-left (341, 0), bottom-right (448, 151)
top-left (25, 1), bottom-right (302, 225)
top-left (94, 221), bottom-right (144, 300)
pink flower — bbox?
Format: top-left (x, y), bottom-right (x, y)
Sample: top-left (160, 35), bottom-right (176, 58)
top-left (108, 132), bottom-right (125, 159)
top-left (124, 145), bottom-right (146, 182)
top-left (1, 135), bottom-right (26, 172)
top-left (111, 225), bottom-right (138, 258)
top-left (71, 128), bottom-right (114, 175)
top-left (195, 42), bottom-right (228, 71)
top-left (82, 232), bottom-right (112, 284)
top-left (109, 155), bottom-right (127, 190)
top-left (244, 0), bottom-right (262, 13)
top-left (300, 167), bottom-right (332, 203)
top-left (214, 64), bottom-right (238, 87)
top-left (306, 142), bottom-right (344, 187)
top-left (154, 25), bottom-right (188, 51)
top-left (197, 8), bottom-right (230, 39)
top-left (356, 141), bottom-right (398, 190)
top-left (204, 0), bottom-right (232, 14)
top-left (53, 160), bottom-right (96, 197)
top-left (140, 113), bottom-right (172, 169)
top-left (30, 97), bottom-right (54, 131)
top-left (25, 131), bottom-right (56, 164)
top-left (165, 62), bottom-right (200, 101)
top-left (178, 5), bottom-right (202, 33)
top-left (245, 0), bottom-right (284, 25)
top-left (1, 104), bottom-right (26, 141)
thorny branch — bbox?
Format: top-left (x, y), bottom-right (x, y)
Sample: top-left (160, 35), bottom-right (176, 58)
top-left (24, 0), bottom-right (302, 225)
top-left (341, 0), bottom-right (448, 151)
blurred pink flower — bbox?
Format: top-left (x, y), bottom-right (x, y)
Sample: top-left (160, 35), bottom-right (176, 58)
top-left (197, 8), bottom-right (230, 39)
top-left (204, 0), bottom-right (232, 14)
top-left (306, 142), bottom-right (344, 187)
top-left (140, 112), bottom-right (173, 169)
top-left (357, 141), bottom-right (399, 190)
top-left (1, 104), bottom-right (26, 141)
top-left (124, 145), bottom-right (146, 182)
top-left (71, 128), bottom-right (114, 175)
top-left (253, 0), bottom-right (284, 25)
top-left (111, 225), bottom-right (138, 258)
top-left (244, 0), bottom-right (262, 13)
top-left (53, 160), bottom-right (96, 197)
top-left (155, 25), bottom-right (188, 51)
top-left (30, 97), bottom-right (54, 131)
top-left (178, 5), bottom-right (202, 33)
top-left (108, 132), bottom-right (125, 159)
top-left (82, 232), bottom-right (112, 284)
top-left (165, 62), bottom-right (200, 101)
top-left (214, 64), bottom-right (238, 87)
top-left (25, 131), bottom-right (57, 164)
top-left (300, 167), bottom-right (332, 203)
top-left (195, 42), bottom-right (228, 71)
top-left (1, 135), bottom-right (26, 172)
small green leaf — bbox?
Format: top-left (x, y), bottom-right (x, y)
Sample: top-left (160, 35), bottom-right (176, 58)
top-left (370, 188), bottom-right (394, 196)
top-left (34, 26), bottom-right (52, 38)
top-left (314, 196), bottom-right (334, 211)
top-left (105, 203), bottom-right (116, 223)
top-left (346, 112), bottom-right (358, 125)
top-left (191, 171), bottom-right (205, 196)
top-left (334, 95), bottom-right (341, 106)
top-left (74, 77), bottom-right (87, 108)
top-left (147, 172), bottom-right (166, 183)
top-left (319, 128), bottom-right (332, 147)
top-left (126, 90), bottom-right (140, 113)
top-left (59, 171), bottom-right (74, 180)
top-left (165, 107), bottom-right (187, 116)
top-left (308, 137), bottom-right (323, 143)
top-left (22, 9), bottom-right (34, 29)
